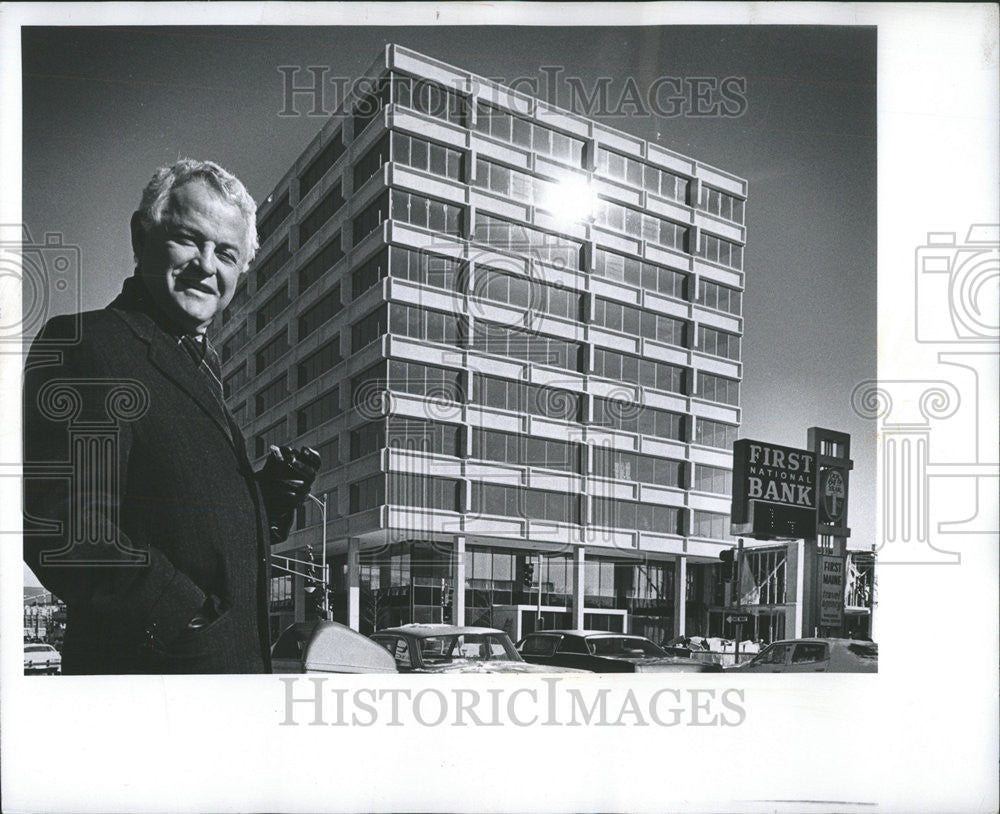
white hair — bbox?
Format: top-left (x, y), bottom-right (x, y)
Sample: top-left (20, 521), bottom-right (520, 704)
top-left (135, 158), bottom-right (259, 263)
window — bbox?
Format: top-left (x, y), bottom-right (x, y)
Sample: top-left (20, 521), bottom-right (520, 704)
top-left (593, 298), bottom-right (687, 348)
top-left (743, 548), bottom-right (787, 605)
top-left (693, 464), bottom-right (732, 495)
top-left (298, 284), bottom-right (342, 340)
top-left (386, 359), bottom-right (463, 402)
top-left (350, 473), bottom-right (385, 513)
top-left (353, 134), bottom-right (390, 191)
top-left (694, 418), bottom-right (738, 450)
top-left (593, 249), bottom-right (687, 300)
top-left (592, 447), bottom-right (682, 486)
top-left (388, 473), bottom-right (461, 512)
top-left (390, 304), bottom-right (460, 347)
top-left (222, 282), bottom-right (249, 325)
top-left (471, 482), bottom-right (579, 524)
top-left (350, 420), bottom-right (385, 460)
top-left (255, 373), bottom-right (288, 416)
top-left (473, 374), bottom-right (581, 422)
top-left (350, 362), bottom-right (387, 410)
top-left (315, 435), bottom-right (341, 471)
top-left (352, 76), bottom-right (391, 136)
top-left (592, 349), bottom-right (686, 394)
top-left (352, 305), bottom-right (389, 352)
top-left (471, 320), bottom-right (581, 372)
top-left (595, 147), bottom-right (689, 203)
top-left (473, 157), bottom-right (550, 203)
top-left (691, 510), bottom-right (731, 540)
top-left (351, 248), bottom-right (389, 298)
top-left (231, 400), bottom-right (247, 425)
top-left (393, 73), bottom-right (466, 126)
top-left (353, 192), bottom-right (389, 244)
top-left (297, 386), bottom-right (340, 435)
top-left (391, 190), bottom-right (463, 236)
top-left (387, 416), bottom-right (461, 457)
top-left (696, 280), bottom-right (742, 316)
top-left (697, 372), bottom-right (740, 406)
top-left (474, 265), bottom-right (583, 321)
top-left (254, 242), bottom-right (292, 290)
top-left (299, 131), bottom-right (345, 196)
top-left (755, 643), bottom-right (792, 666)
top-left (698, 233), bottom-right (744, 271)
top-left (595, 200), bottom-right (687, 252)
top-left (256, 285), bottom-right (290, 331)
top-left (471, 427), bottom-right (581, 473)
top-left (697, 185), bottom-right (745, 225)
top-left (223, 363), bottom-right (248, 399)
top-left (254, 418), bottom-right (286, 458)
top-left (696, 326), bottom-right (741, 361)
top-left (298, 235), bottom-right (344, 293)
top-left (297, 339), bottom-right (342, 388)
top-left (222, 320), bottom-right (249, 363)
top-left (394, 132), bottom-right (463, 181)
top-left (474, 214), bottom-right (581, 270)
top-left (473, 102), bottom-right (583, 166)
top-left (390, 246), bottom-right (462, 291)
top-left (299, 184), bottom-right (345, 245)
top-left (592, 396), bottom-right (684, 441)
top-left (791, 643), bottom-right (828, 664)
top-left (255, 329), bottom-right (289, 375)
top-left (257, 193), bottom-right (292, 246)
top-left (591, 498), bottom-right (681, 533)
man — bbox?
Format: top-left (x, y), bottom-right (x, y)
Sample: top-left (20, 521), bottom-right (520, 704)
top-left (23, 159), bottom-right (318, 674)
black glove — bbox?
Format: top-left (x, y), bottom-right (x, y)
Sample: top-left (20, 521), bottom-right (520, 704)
top-left (256, 445), bottom-right (321, 543)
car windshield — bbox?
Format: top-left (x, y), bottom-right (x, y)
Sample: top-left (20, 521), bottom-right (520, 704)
top-left (519, 636), bottom-right (559, 657)
top-left (586, 636), bottom-right (666, 657)
top-left (25, 645), bottom-right (53, 653)
top-left (418, 633), bottom-right (519, 663)
top-left (847, 642), bottom-right (878, 660)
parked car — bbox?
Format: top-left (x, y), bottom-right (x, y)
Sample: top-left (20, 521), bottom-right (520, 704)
top-left (24, 643), bottom-right (62, 675)
top-left (370, 624), bottom-right (584, 674)
top-left (271, 621), bottom-right (398, 674)
top-left (516, 630), bottom-right (723, 673)
top-left (727, 637), bottom-right (878, 673)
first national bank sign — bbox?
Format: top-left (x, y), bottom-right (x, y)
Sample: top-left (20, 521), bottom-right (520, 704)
top-left (731, 439), bottom-right (817, 540)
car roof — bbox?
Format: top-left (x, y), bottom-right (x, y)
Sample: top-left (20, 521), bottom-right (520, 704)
top-left (375, 624), bottom-right (506, 637)
top-left (767, 637), bottom-right (876, 646)
top-left (527, 630), bottom-right (650, 639)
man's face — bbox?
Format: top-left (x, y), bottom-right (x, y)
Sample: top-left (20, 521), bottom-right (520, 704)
top-left (133, 180), bottom-right (249, 334)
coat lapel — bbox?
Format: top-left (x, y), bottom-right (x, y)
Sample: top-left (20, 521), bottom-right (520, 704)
top-left (109, 306), bottom-right (239, 453)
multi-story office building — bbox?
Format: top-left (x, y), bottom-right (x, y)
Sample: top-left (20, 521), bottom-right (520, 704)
top-left (217, 45), bottom-right (748, 645)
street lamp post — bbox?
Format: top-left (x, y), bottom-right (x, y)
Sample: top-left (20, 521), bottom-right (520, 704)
top-left (306, 493), bottom-right (329, 620)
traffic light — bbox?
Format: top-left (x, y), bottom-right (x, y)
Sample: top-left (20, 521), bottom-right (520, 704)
top-left (719, 548), bottom-right (736, 581)
top-left (520, 560), bottom-right (535, 588)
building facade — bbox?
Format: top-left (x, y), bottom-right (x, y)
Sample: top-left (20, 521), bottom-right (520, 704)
top-left (216, 45), bottom-right (747, 645)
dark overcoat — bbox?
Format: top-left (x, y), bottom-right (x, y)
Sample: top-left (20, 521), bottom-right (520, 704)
top-left (23, 287), bottom-right (272, 674)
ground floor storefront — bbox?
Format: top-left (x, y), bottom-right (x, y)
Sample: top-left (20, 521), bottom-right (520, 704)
top-left (269, 538), bottom-right (739, 646)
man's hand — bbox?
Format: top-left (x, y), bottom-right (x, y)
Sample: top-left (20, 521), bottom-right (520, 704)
top-left (256, 446), bottom-right (321, 543)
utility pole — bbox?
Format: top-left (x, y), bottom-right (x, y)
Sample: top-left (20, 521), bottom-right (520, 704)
top-left (306, 493), bottom-right (329, 620)
top-left (536, 552), bottom-right (543, 631)
top-left (735, 537), bottom-right (744, 664)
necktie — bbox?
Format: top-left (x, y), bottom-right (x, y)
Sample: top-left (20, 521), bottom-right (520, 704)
top-left (179, 333), bottom-right (224, 400)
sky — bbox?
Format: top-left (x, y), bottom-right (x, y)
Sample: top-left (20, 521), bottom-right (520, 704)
top-left (21, 24), bottom-right (876, 583)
